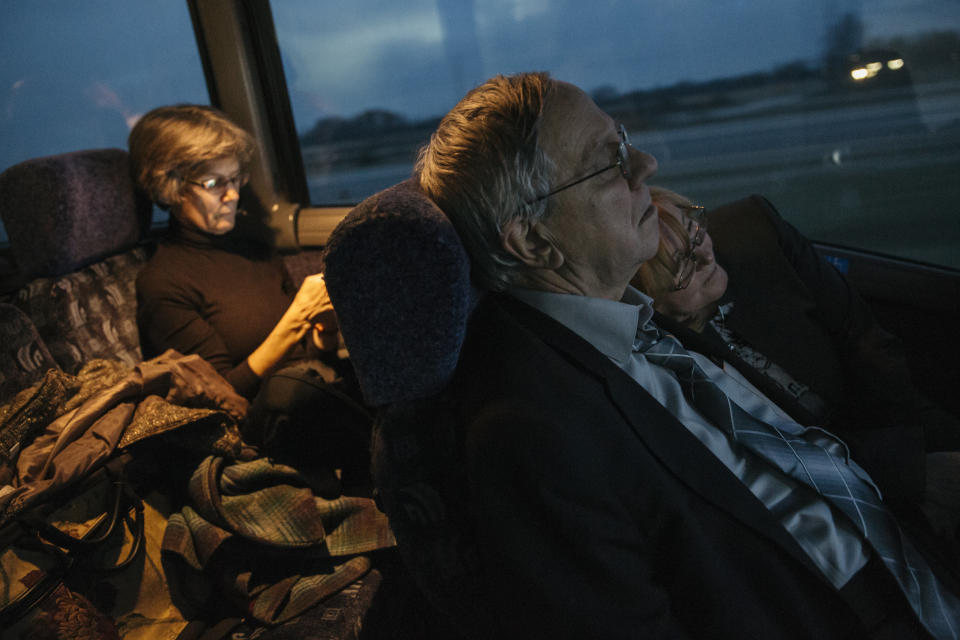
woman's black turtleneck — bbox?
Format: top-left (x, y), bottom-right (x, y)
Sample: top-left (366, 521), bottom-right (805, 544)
top-left (136, 220), bottom-right (302, 398)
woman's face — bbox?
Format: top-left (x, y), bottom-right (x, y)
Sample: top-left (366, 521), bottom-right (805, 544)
top-left (173, 156), bottom-right (243, 235)
top-left (653, 200), bottom-right (728, 321)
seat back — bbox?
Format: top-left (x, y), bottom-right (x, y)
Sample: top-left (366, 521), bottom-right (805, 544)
top-left (323, 178), bottom-right (490, 637)
top-left (0, 149), bottom-right (154, 375)
top-left (0, 303), bottom-right (58, 402)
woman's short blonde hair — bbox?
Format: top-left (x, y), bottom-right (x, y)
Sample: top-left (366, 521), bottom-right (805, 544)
top-left (128, 104), bottom-right (255, 209)
top-left (631, 186), bottom-right (695, 297)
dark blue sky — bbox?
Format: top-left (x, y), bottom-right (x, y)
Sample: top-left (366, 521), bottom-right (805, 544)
top-left (1, 1), bottom-right (208, 171)
top-left (271, 0), bottom-right (958, 125)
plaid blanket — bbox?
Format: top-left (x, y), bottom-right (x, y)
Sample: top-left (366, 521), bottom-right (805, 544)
top-left (162, 454), bottom-right (396, 625)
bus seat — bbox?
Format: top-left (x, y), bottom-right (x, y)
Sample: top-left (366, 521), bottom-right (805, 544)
top-left (323, 178), bottom-right (488, 638)
top-left (0, 148), bottom-right (152, 280)
top-left (0, 303), bottom-right (59, 402)
top-left (0, 149), bottom-right (153, 375)
top-left (323, 177), bottom-right (479, 408)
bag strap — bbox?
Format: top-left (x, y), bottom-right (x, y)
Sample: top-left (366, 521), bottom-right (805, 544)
top-left (0, 451), bottom-right (147, 625)
top-left (0, 528), bottom-right (73, 627)
top-left (34, 452), bottom-right (145, 571)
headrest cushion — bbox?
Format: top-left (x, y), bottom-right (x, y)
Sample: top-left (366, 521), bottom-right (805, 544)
top-left (324, 178), bottom-right (477, 406)
top-left (0, 148), bottom-right (152, 278)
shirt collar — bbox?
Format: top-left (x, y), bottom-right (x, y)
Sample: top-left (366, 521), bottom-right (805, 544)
top-left (507, 285), bottom-right (655, 365)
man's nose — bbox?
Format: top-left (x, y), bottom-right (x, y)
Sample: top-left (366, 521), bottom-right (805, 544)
top-left (222, 186), bottom-right (241, 202)
top-left (628, 147), bottom-right (657, 189)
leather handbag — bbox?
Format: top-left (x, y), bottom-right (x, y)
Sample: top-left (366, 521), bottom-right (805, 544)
top-left (0, 452), bottom-right (145, 636)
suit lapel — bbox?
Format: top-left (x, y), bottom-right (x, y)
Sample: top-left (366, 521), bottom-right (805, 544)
top-left (495, 295), bottom-right (823, 575)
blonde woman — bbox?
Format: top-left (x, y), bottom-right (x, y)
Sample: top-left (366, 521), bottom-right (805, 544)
top-left (634, 187), bottom-right (960, 529)
top-left (131, 105), bottom-right (338, 400)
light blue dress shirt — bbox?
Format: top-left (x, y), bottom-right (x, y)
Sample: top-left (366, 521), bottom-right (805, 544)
top-left (508, 285), bottom-right (871, 588)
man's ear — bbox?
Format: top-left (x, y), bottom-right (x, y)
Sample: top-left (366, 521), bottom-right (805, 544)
top-left (501, 218), bottom-right (563, 269)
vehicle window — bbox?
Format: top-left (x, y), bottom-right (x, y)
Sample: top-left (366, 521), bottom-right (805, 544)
top-left (0, 0), bottom-right (209, 245)
top-left (272, 0), bottom-right (960, 269)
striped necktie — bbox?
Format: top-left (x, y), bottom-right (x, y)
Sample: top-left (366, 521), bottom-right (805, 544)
top-left (636, 324), bottom-right (960, 639)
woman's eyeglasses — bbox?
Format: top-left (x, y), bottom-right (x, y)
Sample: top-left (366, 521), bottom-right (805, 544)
top-left (671, 204), bottom-right (707, 291)
top-left (186, 172), bottom-right (249, 197)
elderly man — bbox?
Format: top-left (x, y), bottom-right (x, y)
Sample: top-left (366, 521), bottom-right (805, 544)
top-left (414, 71), bottom-right (960, 639)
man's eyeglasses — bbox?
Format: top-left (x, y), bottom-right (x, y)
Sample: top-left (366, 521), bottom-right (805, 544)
top-left (186, 172), bottom-right (249, 197)
top-left (671, 204), bottom-right (707, 291)
top-left (529, 124), bottom-right (632, 203)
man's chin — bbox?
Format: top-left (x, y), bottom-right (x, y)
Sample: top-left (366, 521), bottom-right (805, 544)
top-left (638, 203), bottom-right (657, 225)
top-left (637, 237), bottom-right (661, 264)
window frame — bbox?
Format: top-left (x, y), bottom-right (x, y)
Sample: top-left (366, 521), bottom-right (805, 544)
top-left (190, 0), bottom-right (960, 311)
top-left (188, 0), bottom-right (352, 249)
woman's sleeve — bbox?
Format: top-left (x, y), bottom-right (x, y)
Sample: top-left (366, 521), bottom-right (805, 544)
top-left (136, 270), bottom-right (260, 398)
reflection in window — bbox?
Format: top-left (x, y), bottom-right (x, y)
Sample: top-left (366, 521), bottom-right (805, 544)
top-left (0, 1), bottom-right (208, 244)
top-left (272, 0), bottom-right (960, 268)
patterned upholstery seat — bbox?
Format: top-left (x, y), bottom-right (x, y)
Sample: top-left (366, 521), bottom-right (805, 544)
top-left (12, 248), bottom-right (148, 373)
top-left (0, 148), bottom-right (153, 391)
top-left (0, 303), bottom-right (58, 403)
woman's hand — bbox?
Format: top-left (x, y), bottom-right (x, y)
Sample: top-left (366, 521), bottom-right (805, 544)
top-left (311, 314), bottom-right (340, 351)
top-left (246, 273), bottom-right (338, 376)
top-left (285, 273), bottom-right (336, 338)
top-left (291, 273), bottom-right (340, 350)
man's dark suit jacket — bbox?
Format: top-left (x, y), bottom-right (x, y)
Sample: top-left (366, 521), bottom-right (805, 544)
top-left (451, 292), bottom-right (931, 639)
